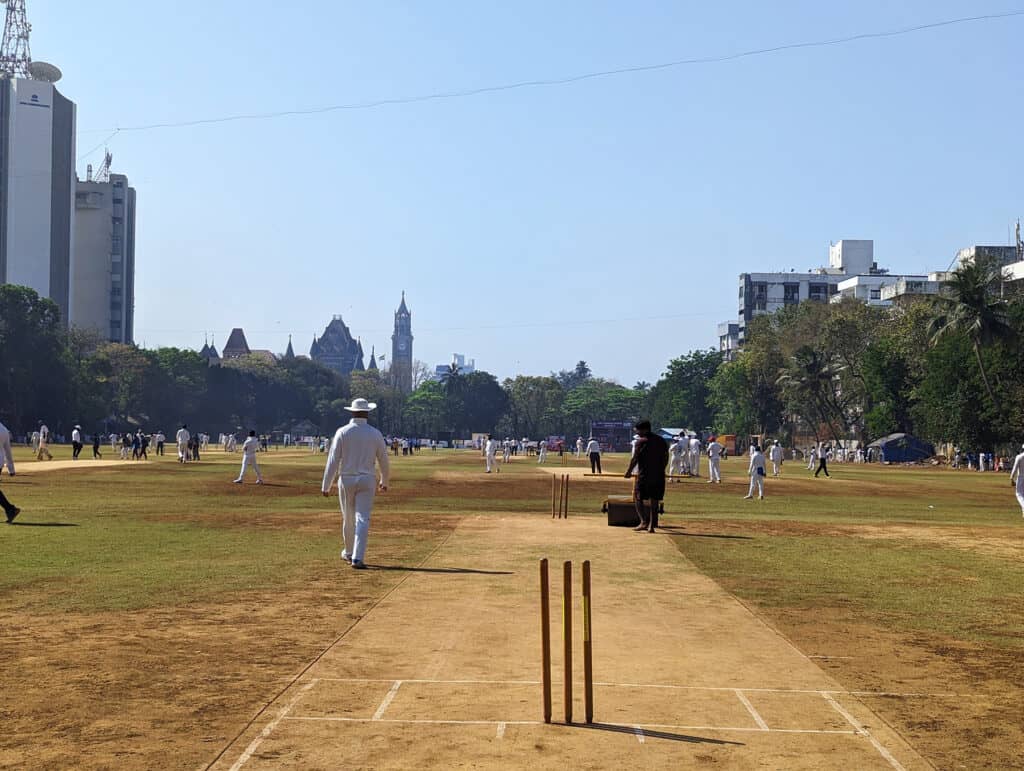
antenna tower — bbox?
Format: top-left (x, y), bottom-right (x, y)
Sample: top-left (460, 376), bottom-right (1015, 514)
top-left (0, 0), bottom-right (32, 79)
top-left (94, 150), bottom-right (112, 184)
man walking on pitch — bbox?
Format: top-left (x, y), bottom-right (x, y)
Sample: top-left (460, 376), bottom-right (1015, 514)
top-left (322, 398), bottom-right (390, 570)
top-left (71, 425), bottom-right (83, 460)
top-left (1010, 443), bottom-right (1024, 517)
top-left (745, 443), bottom-right (767, 500)
top-left (814, 441), bottom-right (831, 478)
top-left (234, 430), bottom-right (264, 484)
top-left (625, 420), bottom-right (668, 533)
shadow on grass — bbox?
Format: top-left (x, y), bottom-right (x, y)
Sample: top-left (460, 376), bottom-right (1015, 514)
top-left (570, 722), bottom-right (744, 745)
top-left (367, 565), bottom-right (514, 575)
top-left (660, 527), bottom-right (753, 541)
top-left (9, 522), bottom-right (79, 527)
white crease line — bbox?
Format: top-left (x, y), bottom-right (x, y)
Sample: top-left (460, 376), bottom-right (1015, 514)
top-left (372, 681), bottom-right (403, 721)
top-left (633, 725), bottom-right (646, 744)
top-left (496, 722), bottom-right (506, 739)
top-left (734, 689), bottom-right (769, 731)
top-left (313, 677), bottom-right (960, 698)
top-left (287, 716), bottom-right (539, 726)
top-left (281, 716), bottom-right (859, 735)
top-left (316, 677), bottom-right (540, 685)
top-left (808, 655), bottom-right (855, 660)
top-left (822, 692), bottom-right (907, 771)
top-left (229, 679), bottom-right (318, 771)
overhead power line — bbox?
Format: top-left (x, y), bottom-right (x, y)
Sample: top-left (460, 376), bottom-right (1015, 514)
top-left (80, 9), bottom-right (1024, 135)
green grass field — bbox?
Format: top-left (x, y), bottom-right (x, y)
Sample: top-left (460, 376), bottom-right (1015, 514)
top-left (1, 446), bottom-right (1022, 769)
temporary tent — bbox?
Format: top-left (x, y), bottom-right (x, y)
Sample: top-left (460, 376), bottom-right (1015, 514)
top-left (866, 433), bottom-right (935, 463)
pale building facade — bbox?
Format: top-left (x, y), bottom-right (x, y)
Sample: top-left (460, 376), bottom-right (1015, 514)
top-left (72, 174), bottom-right (136, 342)
top-left (0, 77), bottom-right (76, 322)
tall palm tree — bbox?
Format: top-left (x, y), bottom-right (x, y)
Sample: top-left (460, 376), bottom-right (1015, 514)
top-left (776, 346), bottom-right (846, 442)
top-left (927, 258), bottom-right (1014, 408)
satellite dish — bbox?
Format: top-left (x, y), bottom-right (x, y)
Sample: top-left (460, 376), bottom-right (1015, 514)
top-left (27, 61), bottom-right (62, 83)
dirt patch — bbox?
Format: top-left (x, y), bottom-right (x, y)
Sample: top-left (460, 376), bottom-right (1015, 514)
top-left (764, 609), bottom-right (1024, 770)
top-left (0, 519), bottom-right (457, 771)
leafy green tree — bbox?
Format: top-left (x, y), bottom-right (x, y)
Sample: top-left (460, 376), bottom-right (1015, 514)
top-left (553, 361), bottom-right (592, 391)
top-left (645, 350), bottom-right (723, 431)
top-left (928, 258), bottom-right (1015, 409)
top-left (0, 285), bottom-right (70, 431)
top-left (501, 376), bottom-right (564, 438)
top-left (403, 380), bottom-right (447, 437)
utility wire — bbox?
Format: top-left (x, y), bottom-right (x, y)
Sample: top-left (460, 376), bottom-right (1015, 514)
top-left (79, 9), bottom-right (1024, 135)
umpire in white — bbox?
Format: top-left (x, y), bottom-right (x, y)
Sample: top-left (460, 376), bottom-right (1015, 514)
top-left (321, 398), bottom-right (391, 569)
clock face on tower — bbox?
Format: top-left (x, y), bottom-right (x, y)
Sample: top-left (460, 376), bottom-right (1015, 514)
top-left (398, 342), bottom-right (407, 352)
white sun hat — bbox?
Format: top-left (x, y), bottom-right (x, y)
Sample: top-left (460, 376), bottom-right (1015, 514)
top-left (344, 397), bottom-right (377, 412)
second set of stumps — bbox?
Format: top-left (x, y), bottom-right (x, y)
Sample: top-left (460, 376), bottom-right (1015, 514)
top-left (539, 558), bottom-right (594, 724)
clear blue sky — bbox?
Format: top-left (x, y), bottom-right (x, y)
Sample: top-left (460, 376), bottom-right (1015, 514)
top-left (31, 1), bottom-right (1023, 384)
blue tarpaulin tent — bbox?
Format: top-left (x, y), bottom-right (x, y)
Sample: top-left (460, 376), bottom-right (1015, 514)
top-left (867, 433), bottom-right (935, 463)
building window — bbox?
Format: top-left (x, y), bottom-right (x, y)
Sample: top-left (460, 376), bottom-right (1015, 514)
top-left (111, 287), bottom-right (122, 298)
top-left (870, 289), bottom-right (881, 300)
top-left (784, 284), bottom-right (800, 305)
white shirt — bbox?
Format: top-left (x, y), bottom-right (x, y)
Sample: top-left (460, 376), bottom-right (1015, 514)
top-left (707, 441), bottom-right (723, 459)
top-left (670, 441), bottom-right (684, 457)
top-left (72, 429), bottom-right (82, 443)
top-left (39, 424), bottom-right (49, 439)
top-left (769, 445), bottom-right (783, 462)
top-left (1011, 452), bottom-right (1024, 486)
top-left (585, 440), bottom-right (600, 455)
top-left (176, 428), bottom-right (190, 444)
top-left (0, 420), bottom-right (9, 438)
top-left (689, 438), bottom-right (701, 453)
top-left (322, 418), bottom-right (390, 492)
top-left (748, 451), bottom-right (766, 476)
top-left (242, 436), bottom-right (260, 456)
top-left (485, 439), bottom-right (496, 456)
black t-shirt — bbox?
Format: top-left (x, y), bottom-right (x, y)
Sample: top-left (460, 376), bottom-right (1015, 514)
top-left (634, 434), bottom-right (669, 479)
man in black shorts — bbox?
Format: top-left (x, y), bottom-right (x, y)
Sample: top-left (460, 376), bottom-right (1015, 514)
top-left (625, 420), bottom-right (669, 533)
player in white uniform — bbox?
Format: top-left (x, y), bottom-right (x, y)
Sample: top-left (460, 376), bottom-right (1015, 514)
top-left (745, 444), bottom-right (767, 500)
top-left (769, 440), bottom-right (784, 477)
top-left (233, 431), bottom-right (264, 484)
top-left (322, 399), bottom-right (390, 569)
top-left (484, 436), bottom-right (499, 473)
top-left (707, 437), bottom-right (724, 483)
top-left (175, 425), bottom-right (191, 463)
top-left (1009, 443), bottom-right (1024, 517)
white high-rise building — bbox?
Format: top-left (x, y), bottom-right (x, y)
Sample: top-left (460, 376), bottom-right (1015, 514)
top-left (0, 76), bottom-right (77, 321)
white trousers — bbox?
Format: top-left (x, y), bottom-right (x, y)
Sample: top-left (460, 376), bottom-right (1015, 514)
top-left (748, 474), bottom-right (764, 498)
top-left (178, 441), bottom-right (188, 461)
top-left (339, 474), bottom-right (377, 563)
top-left (690, 452), bottom-right (700, 476)
top-left (709, 457), bottom-right (721, 482)
top-left (485, 454), bottom-right (497, 472)
top-left (669, 456), bottom-right (683, 477)
top-left (1016, 482), bottom-right (1024, 514)
top-left (538, 449), bottom-right (547, 463)
top-left (0, 429), bottom-right (14, 475)
top-left (237, 454), bottom-right (262, 481)
top-left (772, 461), bottom-right (781, 476)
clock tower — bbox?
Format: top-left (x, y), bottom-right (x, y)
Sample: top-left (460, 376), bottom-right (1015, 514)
top-left (391, 292), bottom-right (413, 393)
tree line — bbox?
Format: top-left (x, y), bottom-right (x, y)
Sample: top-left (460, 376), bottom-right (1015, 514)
top-left (2, 257), bottom-right (1021, 450)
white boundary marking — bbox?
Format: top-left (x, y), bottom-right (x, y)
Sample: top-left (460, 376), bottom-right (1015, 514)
top-left (734, 690), bottom-right (769, 731)
top-left (372, 681), bottom-right (403, 721)
top-left (822, 692), bottom-right (907, 771)
top-left (229, 679), bottom-right (318, 771)
top-left (496, 722), bottom-right (506, 739)
top-left (633, 725), bottom-right (646, 744)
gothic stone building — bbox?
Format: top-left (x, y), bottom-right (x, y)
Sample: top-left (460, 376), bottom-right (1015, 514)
top-left (311, 316), bottom-right (366, 376)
